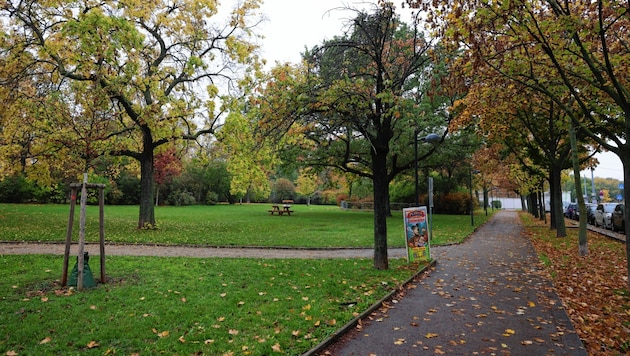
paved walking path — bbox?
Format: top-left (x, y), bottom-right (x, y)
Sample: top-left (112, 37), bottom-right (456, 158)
top-left (320, 210), bottom-right (586, 355)
top-left (0, 241), bottom-right (407, 259)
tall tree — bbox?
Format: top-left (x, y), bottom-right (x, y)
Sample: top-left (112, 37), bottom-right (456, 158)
top-left (3, 0), bottom-right (263, 228)
top-left (258, 3), bottom-right (443, 269)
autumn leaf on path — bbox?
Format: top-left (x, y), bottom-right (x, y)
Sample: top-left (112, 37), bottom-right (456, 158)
top-left (425, 332), bottom-right (439, 339)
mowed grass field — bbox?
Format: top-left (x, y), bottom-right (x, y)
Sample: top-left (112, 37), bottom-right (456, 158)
top-left (0, 203), bottom-right (488, 247)
top-left (0, 203), bottom-right (491, 355)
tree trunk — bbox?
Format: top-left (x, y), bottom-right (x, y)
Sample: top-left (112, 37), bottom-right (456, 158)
top-left (138, 132), bottom-right (155, 229)
top-left (549, 167), bottom-right (566, 237)
top-left (569, 123), bottom-right (588, 255)
top-left (372, 148), bottom-right (389, 270)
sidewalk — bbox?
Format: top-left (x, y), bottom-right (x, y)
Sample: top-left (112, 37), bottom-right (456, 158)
top-left (319, 210), bottom-right (587, 355)
top-left (0, 242), bottom-right (407, 259)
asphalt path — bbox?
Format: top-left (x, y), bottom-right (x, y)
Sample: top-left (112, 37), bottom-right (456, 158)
top-left (319, 210), bottom-right (587, 355)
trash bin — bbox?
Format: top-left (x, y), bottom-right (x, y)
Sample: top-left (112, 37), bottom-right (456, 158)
top-left (68, 252), bottom-right (96, 288)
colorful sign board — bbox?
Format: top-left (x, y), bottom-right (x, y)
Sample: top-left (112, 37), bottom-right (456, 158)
top-left (403, 207), bottom-right (430, 262)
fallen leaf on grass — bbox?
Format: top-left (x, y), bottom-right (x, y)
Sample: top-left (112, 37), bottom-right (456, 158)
top-left (271, 343), bottom-right (282, 352)
top-left (87, 341), bottom-right (99, 349)
top-left (39, 337), bottom-right (51, 344)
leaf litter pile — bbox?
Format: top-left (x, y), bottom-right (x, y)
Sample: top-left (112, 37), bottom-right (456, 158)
top-left (525, 215), bottom-right (630, 354)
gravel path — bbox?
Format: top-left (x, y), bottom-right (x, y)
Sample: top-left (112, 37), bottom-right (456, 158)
top-left (0, 242), bottom-right (408, 259)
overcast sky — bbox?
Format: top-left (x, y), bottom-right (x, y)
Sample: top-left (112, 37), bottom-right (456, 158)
top-left (256, 0), bottom-right (624, 182)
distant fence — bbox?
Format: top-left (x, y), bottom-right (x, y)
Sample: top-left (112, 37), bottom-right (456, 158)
top-left (340, 198), bottom-right (524, 212)
top-left (340, 201), bottom-right (420, 211)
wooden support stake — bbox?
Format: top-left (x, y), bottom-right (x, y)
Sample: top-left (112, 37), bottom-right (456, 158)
top-left (77, 174), bottom-right (88, 291)
top-left (99, 187), bottom-right (106, 283)
top-left (61, 188), bottom-right (77, 287)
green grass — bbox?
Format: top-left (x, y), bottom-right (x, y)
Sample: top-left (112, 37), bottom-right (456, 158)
top-left (0, 203), bottom-right (490, 247)
top-left (1, 255), bottom-right (422, 355)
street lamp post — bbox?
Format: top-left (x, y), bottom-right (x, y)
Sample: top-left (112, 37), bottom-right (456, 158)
top-left (414, 132), bottom-right (440, 206)
top-left (470, 169), bottom-right (480, 226)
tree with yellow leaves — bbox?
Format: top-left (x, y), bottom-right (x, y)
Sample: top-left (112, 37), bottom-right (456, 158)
top-left (2, 0), bottom-right (263, 228)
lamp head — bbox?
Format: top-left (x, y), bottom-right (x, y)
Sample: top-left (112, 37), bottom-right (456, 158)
top-left (420, 133), bottom-right (440, 143)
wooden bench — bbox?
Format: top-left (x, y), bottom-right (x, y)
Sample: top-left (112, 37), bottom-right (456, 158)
top-left (268, 204), bottom-right (295, 216)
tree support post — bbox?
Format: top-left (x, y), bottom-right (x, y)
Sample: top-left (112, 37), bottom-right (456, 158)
top-left (61, 178), bottom-right (107, 290)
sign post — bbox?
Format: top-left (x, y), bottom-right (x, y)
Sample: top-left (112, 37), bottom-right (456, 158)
top-left (403, 207), bottom-right (430, 262)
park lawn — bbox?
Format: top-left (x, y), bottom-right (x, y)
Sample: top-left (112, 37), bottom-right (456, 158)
top-left (0, 254), bottom-right (426, 355)
top-left (0, 203), bottom-right (489, 247)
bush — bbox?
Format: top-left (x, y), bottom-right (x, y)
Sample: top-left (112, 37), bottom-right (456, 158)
top-left (112, 171), bottom-right (141, 205)
top-left (335, 193), bottom-right (349, 206)
top-left (436, 192), bottom-right (471, 215)
top-left (206, 191), bottom-right (219, 205)
top-left (0, 175), bottom-right (36, 203)
top-left (167, 190), bottom-right (196, 206)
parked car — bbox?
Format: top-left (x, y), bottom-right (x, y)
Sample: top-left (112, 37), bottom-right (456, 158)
top-left (594, 203), bottom-right (617, 229)
top-left (611, 203), bottom-right (625, 233)
top-left (585, 203), bottom-right (598, 225)
top-left (564, 203), bottom-right (578, 220)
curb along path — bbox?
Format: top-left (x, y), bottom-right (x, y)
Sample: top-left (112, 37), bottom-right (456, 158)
top-left (321, 210), bottom-right (587, 355)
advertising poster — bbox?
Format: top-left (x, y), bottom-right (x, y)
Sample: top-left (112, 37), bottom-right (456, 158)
top-left (403, 207), bottom-right (430, 262)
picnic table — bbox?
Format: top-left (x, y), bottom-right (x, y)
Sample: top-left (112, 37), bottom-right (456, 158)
top-left (268, 200), bottom-right (294, 216)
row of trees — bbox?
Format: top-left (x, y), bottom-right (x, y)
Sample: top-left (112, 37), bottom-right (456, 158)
top-left (407, 0), bottom-right (629, 286)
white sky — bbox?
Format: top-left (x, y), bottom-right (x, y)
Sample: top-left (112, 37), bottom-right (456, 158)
top-left (258, 0), bottom-right (373, 65)
top-left (255, 0), bottom-right (625, 182)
